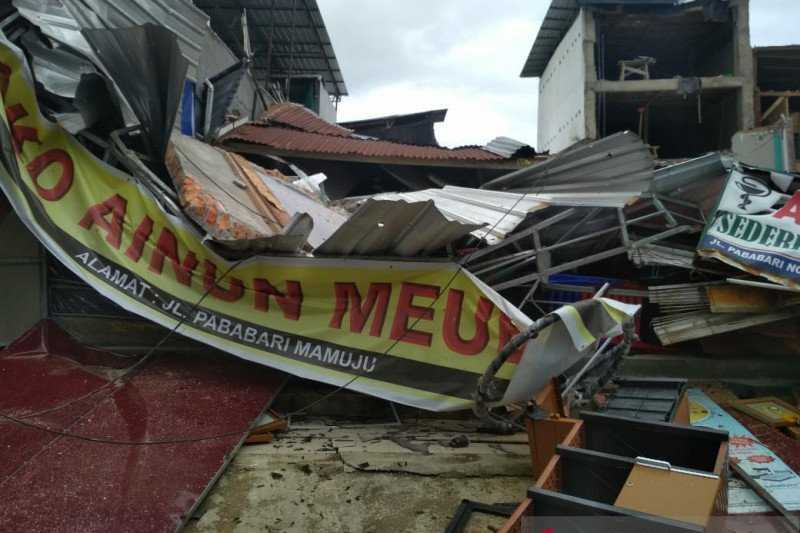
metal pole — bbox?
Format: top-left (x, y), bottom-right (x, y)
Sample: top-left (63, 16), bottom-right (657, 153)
top-left (561, 337), bottom-right (612, 399)
top-left (285, 0), bottom-right (297, 97)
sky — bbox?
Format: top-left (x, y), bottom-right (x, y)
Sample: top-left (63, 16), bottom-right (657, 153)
top-left (319, 0), bottom-right (800, 149)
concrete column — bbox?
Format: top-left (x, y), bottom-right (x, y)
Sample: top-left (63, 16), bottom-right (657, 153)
top-left (732, 0), bottom-right (755, 129)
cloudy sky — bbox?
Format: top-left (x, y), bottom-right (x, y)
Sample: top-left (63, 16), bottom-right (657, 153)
top-left (319, 0), bottom-right (800, 148)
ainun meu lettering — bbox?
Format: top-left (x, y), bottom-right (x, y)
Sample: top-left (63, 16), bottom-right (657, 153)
top-left (0, 40), bottom-right (543, 411)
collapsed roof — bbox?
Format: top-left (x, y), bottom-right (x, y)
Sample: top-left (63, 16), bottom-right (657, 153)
top-left (221, 103), bottom-right (516, 167)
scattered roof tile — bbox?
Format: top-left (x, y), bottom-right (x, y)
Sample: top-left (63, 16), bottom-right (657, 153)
top-left (221, 123), bottom-right (506, 163)
top-left (262, 102), bottom-right (353, 137)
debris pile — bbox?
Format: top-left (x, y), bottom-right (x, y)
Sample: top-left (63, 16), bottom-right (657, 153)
top-left (0, 1), bottom-right (799, 531)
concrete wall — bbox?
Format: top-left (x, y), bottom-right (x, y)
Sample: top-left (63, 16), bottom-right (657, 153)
top-left (318, 81), bottom-right (338, 123)
top-left (537, 11), bottom-right (591, 153)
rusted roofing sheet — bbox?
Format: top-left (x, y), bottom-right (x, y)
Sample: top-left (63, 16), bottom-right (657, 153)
top-left (222, 124), bottom-right (506, 162)
top-left (264, 103), bottom-right (353, 137)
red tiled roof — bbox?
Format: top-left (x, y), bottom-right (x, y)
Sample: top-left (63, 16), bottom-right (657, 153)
top-left (222, 123), bottom-right (506, 163)
top-left (262, 103), bottom-right (353, 137)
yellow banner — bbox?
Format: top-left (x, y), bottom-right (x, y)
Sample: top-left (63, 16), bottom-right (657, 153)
top-left (0, 40), bottom-right (544, 411)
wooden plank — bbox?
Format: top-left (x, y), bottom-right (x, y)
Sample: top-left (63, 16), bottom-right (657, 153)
top-left (762, 95), bottom-right (790, 125)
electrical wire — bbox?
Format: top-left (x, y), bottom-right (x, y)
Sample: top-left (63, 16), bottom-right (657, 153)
top-left (282, 190), bottom-right (536, 419)
top-left (1, 413), bottom-right (250, 446)
top-left (2, 187), bottom-right (536, 444)
top-left (1, 260), bottom-right (245, 428)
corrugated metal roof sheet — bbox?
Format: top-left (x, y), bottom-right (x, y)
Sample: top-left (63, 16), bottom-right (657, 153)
top-left (652, 152), bottom-right (729, 213)
top-left (264, 102), bottom-right (353, 137)
top-left (318, 185), bottom-right (641, 258)
top-left (484, 136), bottom-right (535, 158)
top-left (221, 123), bottom-right (506, 163)
top-left (315, 199), bottom-right (482, 257)
top-left (14, 0), bottom-right (210, 81)
top-left (371, 187), bottom-right (549, 245)
top-left (482, 131), bottom-right (654, 194)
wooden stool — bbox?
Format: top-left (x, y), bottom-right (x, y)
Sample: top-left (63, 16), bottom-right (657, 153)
top-left (619, 56), bottom-right (657, 80)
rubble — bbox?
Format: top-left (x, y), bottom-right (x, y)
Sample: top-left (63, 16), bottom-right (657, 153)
top-left (0, 0), bottom-right (799, 531)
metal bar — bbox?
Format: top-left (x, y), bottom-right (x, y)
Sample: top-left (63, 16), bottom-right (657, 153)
top-left (537, 225), bottom-right (620, 253)
top-left (493, 246), bottom-right (629, 291)
top-left (286, 0), bottom-right (298, 96)
top-left (651, 195), bottom-right (678, 227)
top-left (551, 207), bottom-right (602, 245)
top-left (463, 208), bottom-right (576, 264)
top-left (470, 251), bottom-right (536, 276)
top-left (484, 254), bottom-right (539, 284)
top-left (726, 278), bottom-right (800, 293)
top-left (561, 337), bottom-right (612, 399)
top-left (518, 279), bottom-right (541, 309)
top-left (617, 208), bottom-right (630, 248)
top-left (202, 79), bottom-right (214, 138)
top-left (543, 283), bottom-right (650, 298)
top-left (467, 250), bottom-right (535, 272)
top-left (264, 0), bottom-right (275, 83)
top-left (627, 211), bottom-right (668, 226)
top-left (656, 196), bottom-right (707, 224)
top-left (493, 225), bottom-right (692, 291)
top-left (593, 283), bottom-right (611, 299)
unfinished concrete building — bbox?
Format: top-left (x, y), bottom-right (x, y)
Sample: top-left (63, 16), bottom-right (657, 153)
top-left (522, 0), bottom-right (754, 158)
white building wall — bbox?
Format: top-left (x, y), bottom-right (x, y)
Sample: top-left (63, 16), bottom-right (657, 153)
top-left (537, 11), bottom-right (587, 153)
top-left (318, 81), bottom-right (338, 123)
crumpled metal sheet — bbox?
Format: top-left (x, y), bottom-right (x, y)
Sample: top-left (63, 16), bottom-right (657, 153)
top-left (484, 136), bottom-right (537, 158)
top-left (19, 30), bottom-right (95, 98)
top-left (315, 199), bottom-right (483, 257)
top-left (14, 0), bottom-right (210, 82)
top-left (12, 0), bottom-right (93, 59)
top-left (367, 186), bottom-right (639, 245)
top-left (483, 131), bottom-right (654, 194)
top-left (371, 186), bottom-right (548, 245)
top-left (83, 24), bottom-right (187, 163)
